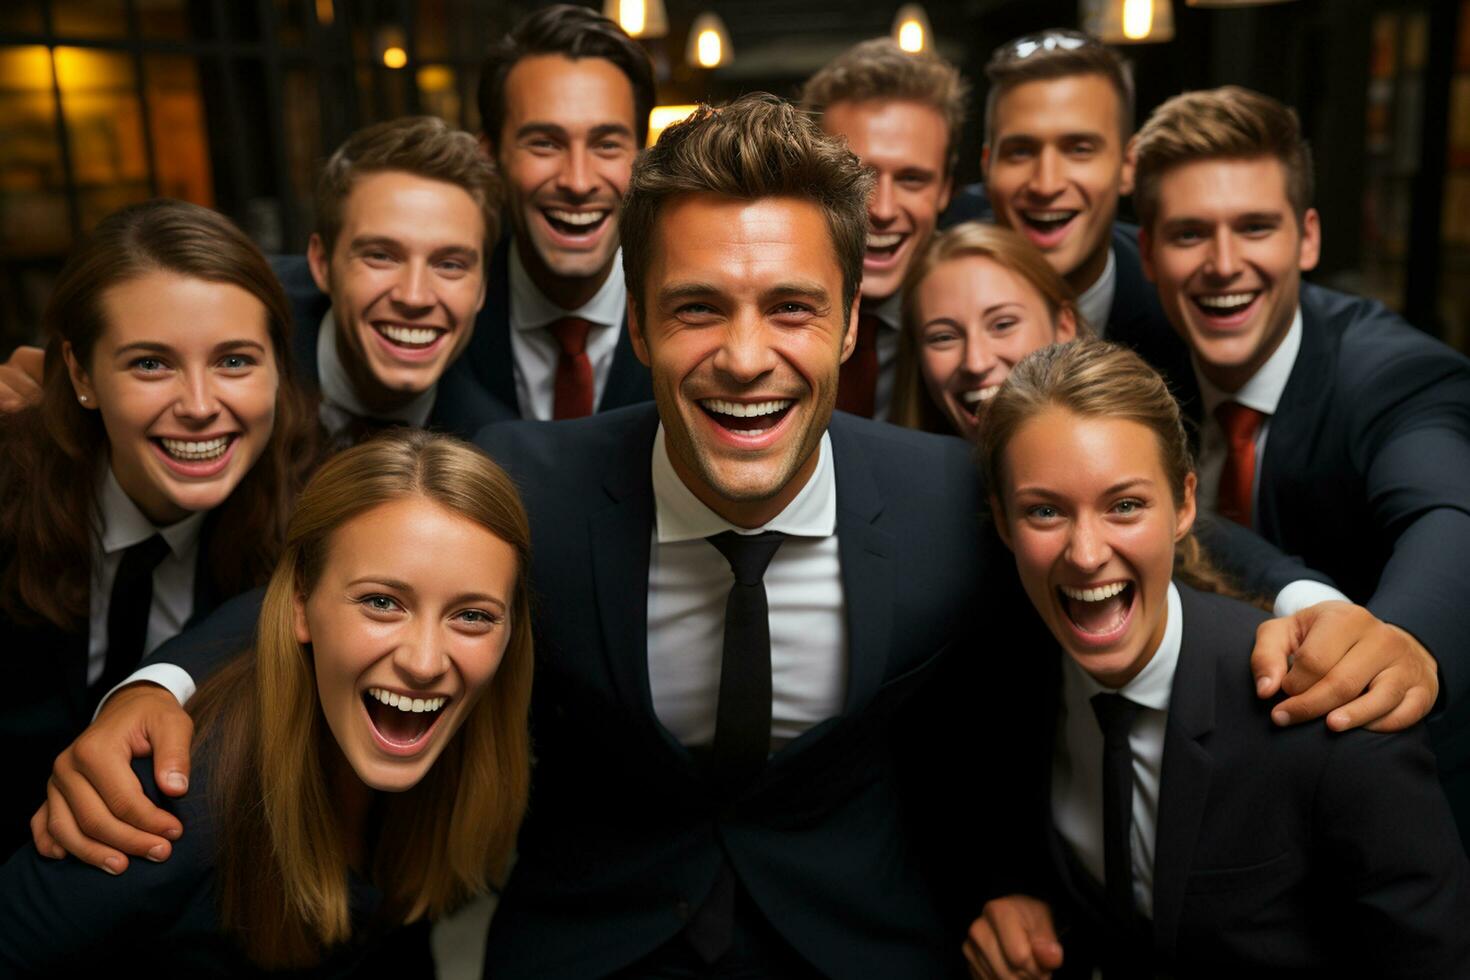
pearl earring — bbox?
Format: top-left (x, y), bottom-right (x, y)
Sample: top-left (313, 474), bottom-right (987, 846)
top-left (78, 395), bottom-right (87, 403)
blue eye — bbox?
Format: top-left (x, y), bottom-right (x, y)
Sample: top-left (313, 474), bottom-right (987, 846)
top-left (131, 357), bottom-right (167, 373)
top-left (1026, 504), bottom-right (1060, 520)
top-left (360, 594), bottom-right (401, 613)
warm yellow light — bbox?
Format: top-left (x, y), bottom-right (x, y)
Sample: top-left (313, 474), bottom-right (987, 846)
top-left (382, 46), bottom-right (407, 69)
top-left (648, 104), bottom-right (698, 146)
top-left (897, 19), bottom-right (925, 52)
top-left (620, 0), bottom-right (646, 36)
top-left (417, 65), bottom-right (453, 92)
top-left (1122, 0), bottom-right (1154, 39)
top-left (696, 30), bottom-right (722, 68)
top-left (314, 0), bottom-right (334, 25)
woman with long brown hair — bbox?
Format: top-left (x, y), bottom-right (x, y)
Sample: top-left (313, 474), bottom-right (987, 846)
top-left (0, 430), bottom-right (533, 974)
top-left (0, 199), bottom-right (316, 855)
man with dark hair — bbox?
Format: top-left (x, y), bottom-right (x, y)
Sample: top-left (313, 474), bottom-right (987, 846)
top-left (458, 3), bottom-right (654, 421)
top-left (801, 38), bottom-right (967, 419)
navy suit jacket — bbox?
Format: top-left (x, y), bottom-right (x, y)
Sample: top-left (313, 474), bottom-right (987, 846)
top-left (269, 255), bottom-right (519, 439)
top-left (474, 404), bottom-right (1024, 979)
top-left (1044, 584), bottom-right (1470, 977)
top-left (455, 239), bottom-right (653, 419)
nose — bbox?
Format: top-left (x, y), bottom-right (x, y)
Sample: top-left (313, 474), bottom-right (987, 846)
top-left (710, 313), bottom-right (779, 386)
top-left (392, 619), bottom-right (451, 687)
top-left (1026, 146), bottom-right (1065, 199)
top-left (390, 259), bottom-right (434, 311)
top-left (869, 174), bottom-right (896, 226)
top-left (960, 333), bottom-right (998, 380)
top-left (1065, 512), bottom-right (1112, 573)
top-left (557, 143), bottom-right (596, 199)
top-left (173, 368), bottom-right (221, 423)
top-left (1206, 227), bottom-right (1241, 280)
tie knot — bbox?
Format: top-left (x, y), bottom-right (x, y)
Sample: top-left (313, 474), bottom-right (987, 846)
top-left (548, 316), bottom-right (594, 356)
top-left (1214, 400), bottom-right (1265, 445)
top-left (706, 530), bottom-right (786, 586)
top-left (1090, 692), bottom-right (1141, 741)
top-left (127, 533), bottom-right (171, 572)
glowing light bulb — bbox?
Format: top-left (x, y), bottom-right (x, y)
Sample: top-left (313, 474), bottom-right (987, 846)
top-left (898, 19), bottom-right (925, 52)
top-left (382, 46), bottom-right (407, 69)
top-left (1123, 0), bottom-right (1154, 39)
top-left (620, 0), bottom-right (646, 36)
top-left (697, 29), bottom-right (722, 67)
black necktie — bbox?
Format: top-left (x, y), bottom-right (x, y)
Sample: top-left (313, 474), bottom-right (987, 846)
top-left (705, 530), bottom-right (786, 788)
top-left (1090, 692), bottom-right (1143, 929)
top-left (96, 534), bottom-right (171, 705)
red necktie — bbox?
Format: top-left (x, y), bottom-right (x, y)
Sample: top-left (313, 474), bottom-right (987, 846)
top-left (836, 312), bottom-right (882, 418)
top-left (548, 317), bottom-right (595, 420)
top-left (1215, 400), bottom-right (1266, 527)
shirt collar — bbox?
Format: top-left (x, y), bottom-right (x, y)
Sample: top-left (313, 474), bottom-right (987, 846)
top-left (863, 291), bottom-right (904, 332)
top-left (96, 464), bottom-right (207, 559)
top-left (651, 425), bottom-right (837, 543)
top-left (509, 243), bottom-right (627, 331)
top-left (1066, 580), bottom-right (1183, 713)
top-left (1075, 246), bottom-right (1117, 336)
top-left (316, 310), bottom-right (436, 431)
top-left (1195, 306), bottom-right (1303, 419)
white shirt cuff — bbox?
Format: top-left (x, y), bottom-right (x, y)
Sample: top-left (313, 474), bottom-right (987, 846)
top-left (1273, 579), bottom-right (1352, 618)
top-left (91, 664), bottom-right (196, 721)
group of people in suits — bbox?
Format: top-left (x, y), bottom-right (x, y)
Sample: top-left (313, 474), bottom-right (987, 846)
top-left (1, 5), bottom-right (1469, 978)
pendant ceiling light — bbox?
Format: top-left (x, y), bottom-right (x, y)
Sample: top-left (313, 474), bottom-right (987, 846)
top-left (892, 4), bottom-right (933, 54)
top-left (1080, 0), bottom-right (1176, 44)
top-left (686, 12), bottom-right (733, 69)
top-left (1187, 1), bottom-right (1298, 7)
top-left (603, 0), bottom-right (668, 40)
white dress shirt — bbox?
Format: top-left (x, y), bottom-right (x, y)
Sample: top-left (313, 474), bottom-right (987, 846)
top-left (316, 310), bottom-right (436, 436)
top-left (1052, 581), bottom-right (1183, 921)
top-left (87, 467), bottom-right (206, 688)
top-left (508, 245), bottom-right (626, 421)
top-left (647, 426), bottom-right (848, 748)
top-left (1075, 247), bottom-right (1117, 338)
top-left (865, 292), bottom-right (904, 422)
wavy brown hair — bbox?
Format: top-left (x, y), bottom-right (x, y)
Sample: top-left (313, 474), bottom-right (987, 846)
top-left (979, 339), bottom-right (1240, 597)
top-left (0, 199), bottom-right (316, 631)
top-left (192, 430), bottom-right (533, 970)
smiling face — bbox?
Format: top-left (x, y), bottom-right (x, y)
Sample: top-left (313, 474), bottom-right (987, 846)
top-left (494, 54), bottom-right (637, 306)
top-left (629, 193), bottom-right (856, 529)
top-left (996, 408), bottom-right (1195, 688)
top-left (296, 496), bottom-right (518, 793)
top-left (65, 270), bottom-right (279, 526)
top-left (1140, 156), bottom-right (1320, 393)
top-left (914, 254), bottom-right (1076, 442)
top-left (984, 74), bottom-right (1133, 294)
top-left (821, 99), bottom-right (953, 303)
top-left (307, 170), bottom-right (487, 412)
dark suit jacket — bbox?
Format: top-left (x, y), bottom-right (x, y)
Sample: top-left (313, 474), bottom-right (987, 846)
top-left (0, 526), bottom-right (221, 859)
top-left (1047, 584), bottom-right (1470, 978)
top-left (474, 404), bottom-right (1020, 979)
top-left (455, 239), bottom-right (653, 419)
top-left (269, 255), bottom-right (519, 438)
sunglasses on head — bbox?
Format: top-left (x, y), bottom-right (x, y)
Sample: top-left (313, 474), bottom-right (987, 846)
top-left (998, 29), bottom-right (1099, 62)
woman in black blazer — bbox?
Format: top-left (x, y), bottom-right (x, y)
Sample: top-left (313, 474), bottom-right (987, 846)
top-left (0, 431), bottom-right (533, 975)
top-left (0, 199), bottom-right (316, 855)
top-left (964, 340), bottom-right (1470, 979)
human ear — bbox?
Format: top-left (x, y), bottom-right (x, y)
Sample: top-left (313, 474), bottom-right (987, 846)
top-left (1054, 306), bottom-right (1079, 344)
top-left (293, 591), bottom-right (312, 646)
top-left (62, 342), bottom-right (97, 409)
top-left (306, 234), bottom-right (332, 295)
top-left (1297, 208), bottom-right (1322, 273)
top-left (1119, 135), bottom-right (1138, 197)
top-left (1175, 472), bottom-right (1198, 541)
top-left (626, 300), bottom-right (651, 368)
top-left (990, 494), bottom-right (1015, 552)
top-left (839, 298), bottom-right (860, 364)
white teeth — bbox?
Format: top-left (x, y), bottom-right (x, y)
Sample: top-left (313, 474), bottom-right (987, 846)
top-left (378, 324), bottom-right (443, 346)
top-left (1024, 210), bottom-right (1077, 223)
top-left (701, 398), bottom-right (793, 418)
top-left (1196, 292), bottom-right (1257, 311)
top-left (159, 436), bottom-right (230, 460)
top-left (867, 232), bottom-right (902, 248)
top-left (547, 209), bottom-right (607, 227)
top-left (367, 688), bottom-right (446, 713)
top-left (961, 386), bottom-right (1000, 406)
top-left (1060, 582), bottom-right (1128, 603)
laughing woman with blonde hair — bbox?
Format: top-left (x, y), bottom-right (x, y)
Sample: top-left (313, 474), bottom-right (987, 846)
top-left (0, 430), bottom-right (533, 975)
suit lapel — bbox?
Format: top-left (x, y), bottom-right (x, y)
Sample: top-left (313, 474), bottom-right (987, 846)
top-left (598, 306), bottom-right (653, 412)
top-left (1150, 584), bottom-right (1217, 958)
top-left (469, 240), bottom-right (520, 417)
top-left (587, 409), bottom-right (660, 720)
top-left (1256, 288), bottom-right (1334, 540)
top-left (827, 417), bottom-right (895, 712)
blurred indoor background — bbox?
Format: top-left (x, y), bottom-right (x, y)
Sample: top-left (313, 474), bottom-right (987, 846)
top-left (0, 0), bottom-right (1466, 353)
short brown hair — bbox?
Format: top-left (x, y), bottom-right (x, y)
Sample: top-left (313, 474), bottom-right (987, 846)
top-left (620, 93), bottom-right (874, 325)
top-left (801, 37), bottom-right (969, 177)
top-left (314, 116), bottom-right (500, 258)
top-left (1132, 85), bottom-right (1315, 230)
top-left (983, 29), bottom-right (1134, 145)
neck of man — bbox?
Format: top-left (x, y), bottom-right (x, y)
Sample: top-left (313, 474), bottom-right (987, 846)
top-left (1065, 240), bottom-right (1111, 297)
top-left (334, 325), bottom-right (420, 416)
top-left (515, 233), bottom-right (617, 312)
top-left (667, 436), bottom-right (822, 530)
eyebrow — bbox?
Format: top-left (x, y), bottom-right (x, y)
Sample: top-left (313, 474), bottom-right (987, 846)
top-left (349, 236), bottom-right (480, 259)
top-left (1163, 210), bottom-right (1283, 229)
top-left (1011, 477), bottom-right (1156, 498)
top-left (347, 577), bottom-right (508, 611)
top-left (114, 340), bottom-right (266, 356)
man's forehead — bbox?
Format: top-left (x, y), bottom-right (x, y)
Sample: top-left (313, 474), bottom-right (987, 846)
top-left (338, 172), bottom-right (485, 244)
top-left (502, 53), bottom-right (636, 127)
top-left (1156, 156), bottom-right (1291, 215)
top-left (650, 195), bottom-right (840, 277)
top-left (992, 74), bottom-right (1122, 137)
top-left (824, 99), bottom-right (948, 160)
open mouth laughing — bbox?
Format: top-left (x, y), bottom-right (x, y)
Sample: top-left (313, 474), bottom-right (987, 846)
top-left (865, 231), bottom-right (909, 269)
top-left (1017, 208), bottom-right (1079, 248)
top-left (958, 385), bottom-right (1001, 420)
top-left (1057, 580), bottom-right (1136, 643)
top-left (699, 398), bottom-right (795, 434)
top-left (1190, 290), bottom-right (1262, 326)
top-left (149, 433), bottom-right (239, 477)
top-left (542, 207), bottom-right (611, 239)
top-left (361, 685), bottom-right (452, 754)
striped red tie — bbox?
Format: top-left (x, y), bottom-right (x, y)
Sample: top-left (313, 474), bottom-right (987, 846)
top-left (1215, 400), bottom-right (1266, 527)
top-left (549, 316), bottom-right (595, 419)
